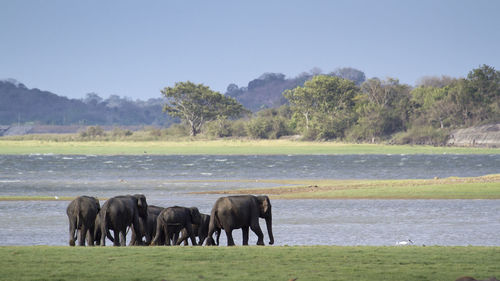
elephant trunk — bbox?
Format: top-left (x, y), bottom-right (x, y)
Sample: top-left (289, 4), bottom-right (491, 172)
top-left (265, 213), bottom-right (274, 245)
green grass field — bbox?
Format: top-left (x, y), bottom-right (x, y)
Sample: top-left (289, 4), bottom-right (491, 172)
top-left (1, 246), bottom-right (498, 281)
top-left (0, 139), bottom-right (498, 155)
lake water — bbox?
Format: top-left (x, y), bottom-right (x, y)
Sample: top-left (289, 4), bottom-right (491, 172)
top-left (0, 154), bottom-right (499, 246)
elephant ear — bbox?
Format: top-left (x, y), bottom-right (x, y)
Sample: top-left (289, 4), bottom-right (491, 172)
top-left (258, 196), bottom-right (270, 217)
top-left (134, 194), bottom-right (148, 218)
top-left (93, 197), bottom-right (101, 211)
top-left (190, 207), bottom-right (201, 224)
top-left (134, 194), bottom-right (146, 208)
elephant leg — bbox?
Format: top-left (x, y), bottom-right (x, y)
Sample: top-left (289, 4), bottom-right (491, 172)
top-left (132, 221), bottom-right (144, 246)
top-left (129, 229), bottom-right (137, 246)
top-left (100, 231), bottom-right (106, 246)
top-left (176, 229), bottom-right (187, 245)
top-left (68, 218), bottom-right (76, 246)
top-left (157, 227), bottom-right (165, 245)
top-left (185, 224), bottom-right (198, 246)
top-left (216, 229), bottom-right (221, 246)
top-left (173, 230), bottom-right (181, 246)
top-left (119, 230), bottom-right (126, 246)
top-left (151, 219), bottom-right (163, 246)
top-left (165, 225), bottom-right (172, 246)
top-left (198, 234), bottom-right (206, 246)
top-left (78, 226), bottom-right (87, 246)
top-left (242, 226), bottom-right (250, 246)
top-left (100, 223), bottom-right (107, 246)
top-left (112, 230), bottom-right (120, 246)
top-left (86, 228), bottom-right (95, 246)
top-left (225, 228), bottom-right (235, 246)
top-left (145, 224), bottom-right (153, 245)
top-left (206, 225), bottom-right (216, 246)
top-left (250, 222), bottom-right (265, 246)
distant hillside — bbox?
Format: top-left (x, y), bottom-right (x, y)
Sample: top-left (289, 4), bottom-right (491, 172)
top-left (0, 79), bottom-right (173, 126)
top-left (225, 67), bottom-right (366, 111)
top-left (0, 67), bottom-right (365, 125)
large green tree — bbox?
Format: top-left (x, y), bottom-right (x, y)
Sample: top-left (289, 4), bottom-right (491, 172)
top-left (464, 64), bottom-right (500, 124)
top-left (284, 75), bottom-right (358, 139)
top-left (411, 65), bottom-right (500, 129)
top-left (411, 86), bottom-right (450, 128)
top-left (349, 78), bottom-right (412, 141)
top-left (162, 81), bottom-right (247, 136)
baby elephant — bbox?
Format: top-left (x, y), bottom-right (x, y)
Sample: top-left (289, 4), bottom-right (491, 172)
top-left (151, 206), bottom-right (202, 246)
top-left (129, 205), bottom-right (164, 246)
top-left (177, 213), bottom-right (221, 246)
top-left (66, 196), bottom-right (100, 246)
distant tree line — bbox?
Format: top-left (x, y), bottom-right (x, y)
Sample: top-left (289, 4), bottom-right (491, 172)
top-left (165, 65), bottom-right (499, 144)
top-left (0, 80), bottom-right (174, 126)
top-left (1, 65), bottom-right (498, 144)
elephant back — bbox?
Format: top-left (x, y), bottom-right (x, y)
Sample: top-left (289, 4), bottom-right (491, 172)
top-left (161, 206), bottom-right (189, 224)
top-left (67, 196), bottom-right (100, 224)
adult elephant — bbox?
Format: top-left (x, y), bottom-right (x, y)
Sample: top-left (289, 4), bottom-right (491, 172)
top-left (151, 206), bottom-right (202, 246)
top-left (206, 195), bottom-right (274, 246)
top-left (66, 196), bottom-right (100, 246)
top-left (99, 194), bottom-right (148, 246)
top-left (129, 205), bottom-right (164, 246)
top-left (177, 213), bottom-right (221, 246)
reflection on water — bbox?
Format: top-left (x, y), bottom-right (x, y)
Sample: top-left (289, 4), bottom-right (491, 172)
top-left (0, 154), bottom-right (499, 246)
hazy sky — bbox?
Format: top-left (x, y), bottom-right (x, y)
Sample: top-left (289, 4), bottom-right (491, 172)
top-left (1, 0), bottom-right (499, 100)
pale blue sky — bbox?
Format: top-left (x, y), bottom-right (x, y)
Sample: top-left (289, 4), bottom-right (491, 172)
top-left (1, 0), bottom-right (499, 100)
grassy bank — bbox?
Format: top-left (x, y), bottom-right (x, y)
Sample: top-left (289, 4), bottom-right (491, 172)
top-left (196, 174), bottom-right (500, 199)
top-left (1, 246), bottom-right (498, 281)
top-left (0, 139), bottom-right (498, 155)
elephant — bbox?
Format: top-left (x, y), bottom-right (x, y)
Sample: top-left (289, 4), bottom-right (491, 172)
top-left (151, 206), bottom-right (202, 246)
top-left (99, 194), bottom-right (148, 246)
top-left (177, 213), bottom-right (221, 246)
top-left (206, 195), bottom-right (274, 246)
top-left (129, 205), bottom-right (164, 246)
top-left (66, 196), bottom-right (100, 246)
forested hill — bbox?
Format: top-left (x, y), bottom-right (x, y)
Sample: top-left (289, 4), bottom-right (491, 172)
top-left (225, 67), bottom-right (366, 111)
top-left (0, 79), bottom-right (172, 126)
top-left (0, 67), bottom-right (366, 125)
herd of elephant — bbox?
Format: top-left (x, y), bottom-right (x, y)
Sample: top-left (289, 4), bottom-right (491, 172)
top-left (66, 194), bottom-right (274, 247)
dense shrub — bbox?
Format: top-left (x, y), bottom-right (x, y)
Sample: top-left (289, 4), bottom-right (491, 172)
top-left (204, 118), bottom-right (233, 138)
top-left (79, 126), bottom-right (105, 139)
top-left (245, 115), bottom-right (292, 139)
top-left (163, 123), bottom-right (189, 137)
top-left (111, 127), bottom-right (133, 138)
top-left (391, 126), bottom-right (450, 145)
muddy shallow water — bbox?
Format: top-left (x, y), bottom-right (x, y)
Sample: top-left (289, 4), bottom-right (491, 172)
top-left (0, 154), bottom-right (498, 246)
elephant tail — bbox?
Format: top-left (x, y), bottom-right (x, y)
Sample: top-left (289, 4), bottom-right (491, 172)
top-left (74, 204), bottom-right (83, 241)
top-left (206, 208), bottom-right (219, 246)
top-left (99, 205), bottom-right (109, 245)
top-left (100, 207), bottom-right (115, 242)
